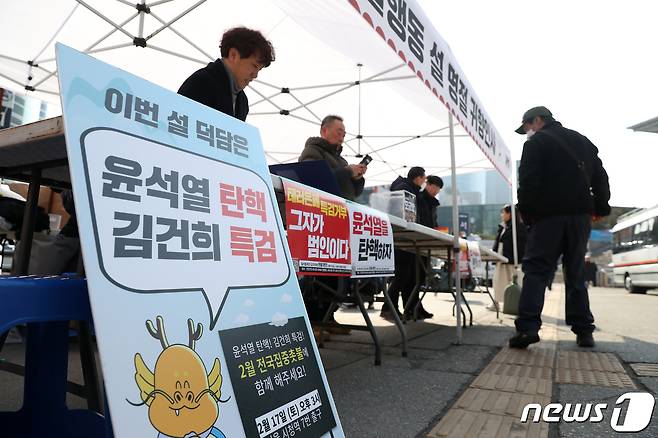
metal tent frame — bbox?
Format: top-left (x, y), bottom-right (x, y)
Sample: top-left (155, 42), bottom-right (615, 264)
top-left (0, 0), bottom-right (517, 343)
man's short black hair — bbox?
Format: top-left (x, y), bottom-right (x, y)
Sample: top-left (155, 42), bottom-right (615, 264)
top-left (407, 166), bottom-right (425, 180)
top-left (426, 175), bottom-right (443, 188)
top-left (321, 115), bottom-right (344, 129)
top-left (220, 27), bottom-right (275, 67)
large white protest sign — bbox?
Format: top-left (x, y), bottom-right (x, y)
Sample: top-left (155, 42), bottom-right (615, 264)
top-left (57, 44), bottom-right (342, 438)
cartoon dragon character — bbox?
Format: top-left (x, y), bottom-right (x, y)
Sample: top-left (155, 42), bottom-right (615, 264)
top-left (132, 316), bottom-right (227, 438)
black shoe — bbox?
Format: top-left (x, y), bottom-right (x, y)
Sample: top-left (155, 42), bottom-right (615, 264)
top-left (380, 309), bottom-right (401, 321)
top-left (509, 332), bottom-right (540, 349)
top-left (417, 308), bottom-right (434, 320)
top-left (576, 332), bottom-right (595, 348)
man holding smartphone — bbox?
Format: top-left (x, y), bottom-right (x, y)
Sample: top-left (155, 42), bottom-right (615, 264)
top-left (298, 115), bottom-right (368, 337)
top-left (299, 115), bottom-right (367, 201)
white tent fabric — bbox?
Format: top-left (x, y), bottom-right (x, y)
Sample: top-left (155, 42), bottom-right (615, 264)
top-left (0, 0), bottom-right (511, 187)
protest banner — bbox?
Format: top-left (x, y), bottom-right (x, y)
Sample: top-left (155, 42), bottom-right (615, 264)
top-left (348, 201), bottom-right (394, 277)
top-left (57, 43), bottom-right (341, 438)
top-left (283, 180), bottom-right (351, 276)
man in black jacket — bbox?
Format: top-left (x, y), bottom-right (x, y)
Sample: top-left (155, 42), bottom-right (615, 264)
top-left (510, 106), bottom-right (611, 349)
top-left (381, 167), bottom-right (433, 320)
top-left (417, 175), bottom-right (443, 229)
top-left (178, 27), bottom-right (275, 121)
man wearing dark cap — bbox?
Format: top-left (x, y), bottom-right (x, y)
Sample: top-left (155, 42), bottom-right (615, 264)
top-left (509, 106), bottom-right (611, 349)
top-left (178, 27), bottom-right (275, 121)
top-left (417, 175), bottom-right (443, 229)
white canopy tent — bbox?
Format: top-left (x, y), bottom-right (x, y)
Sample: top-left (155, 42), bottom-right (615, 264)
top-left (0, 0), bottom-right (513, 341)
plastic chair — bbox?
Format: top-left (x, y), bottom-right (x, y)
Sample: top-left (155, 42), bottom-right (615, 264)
top-left (0, 274), bottom-right (112, 437)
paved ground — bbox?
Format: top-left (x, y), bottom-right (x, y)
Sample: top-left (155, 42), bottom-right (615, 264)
top-left (1, 284), bottom-right (657, 437)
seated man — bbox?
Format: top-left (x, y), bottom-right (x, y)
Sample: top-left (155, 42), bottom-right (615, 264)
top-left (178, 27), bottom-right (275, 121)
top-left (299, 115), bottom-right (367, 201)
top-left (298, 115), bottom-right (368, 336)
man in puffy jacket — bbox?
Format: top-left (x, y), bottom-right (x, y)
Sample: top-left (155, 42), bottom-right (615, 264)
top-left (298, 115), bottom-right (366, 201)
top-left (509, 106), bottom-right (611, 349)
top-left (298, 115), bottom-right (367, 335)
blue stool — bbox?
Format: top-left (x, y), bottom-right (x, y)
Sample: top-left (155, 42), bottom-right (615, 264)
top-left (0, 275), bottom-right (112, 437)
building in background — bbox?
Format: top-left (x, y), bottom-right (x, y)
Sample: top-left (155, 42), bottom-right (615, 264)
top-left (0, 87), bottom-right (56, 129)
top-left (436, 169), bottom-right (511, 239)
top-left (438, 169), bottom-right (511, 207)
top-left (360, 169), bottom-right (512, 239)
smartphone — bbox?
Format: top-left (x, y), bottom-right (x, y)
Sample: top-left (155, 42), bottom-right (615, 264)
top-left (359, 154), bottom-right (372, 166)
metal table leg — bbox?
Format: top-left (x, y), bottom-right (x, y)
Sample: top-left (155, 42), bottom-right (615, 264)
top-left (450, 290), bottom-right (467, 328)
top-left (382, 281), bottom-right (407, 357)
top-left (352, 280), bottom-right (382, 366)
top-left (313, 277), bottom-right (382, 365)
top-left (484, 261), bottom-right (499, 318)
top-left (12, 168), bottom-right (41, 275)
top-left (461, 290), bottom-right (473, 326)
top-left (447, 249), bottom-right (469, 328)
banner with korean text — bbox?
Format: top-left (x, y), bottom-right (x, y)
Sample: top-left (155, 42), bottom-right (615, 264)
top-left (56, 44), bottom-right (342, 438)
top-left (467, 241), bottom-right (485, 279)
top-left (347, 0), bottom-right (513, 182)
top-left (283, 179), bottom-right (351, 276)
top-left (348, 201), bottom-right (395, 277)
top-left (458, 240), bottom-right (470, 279)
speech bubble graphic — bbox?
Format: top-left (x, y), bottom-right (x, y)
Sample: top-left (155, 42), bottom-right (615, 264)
top-left (80, 128), bottom-right (290, 329)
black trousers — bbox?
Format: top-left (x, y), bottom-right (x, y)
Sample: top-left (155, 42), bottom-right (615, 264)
top-left (382, 250), bottom-right (417, 312)
top-left (515, 214), bottom-right (594, 335)
top-left (302, 276), bottom-right (338, 321)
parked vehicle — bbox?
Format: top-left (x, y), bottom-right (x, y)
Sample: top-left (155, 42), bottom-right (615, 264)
top-left (611, 205), bottom-right (658, 293)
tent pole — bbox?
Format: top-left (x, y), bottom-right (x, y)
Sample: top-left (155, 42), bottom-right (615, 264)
top-left (75, 0), bottom-right (134, 39)
top-left (138, 0), bottom-right (146, 39)
top-left (32, 3), bottom-right (79, 62)
top-left (357, 63), bottom-right (362, 156)
top-left (510, 164), bottom-right (519, 268)
top-left (288, 92), bottom-right (322, 122)
top-left (149, 0), bottom-right (176, 6)
top-left (150, 10), bottom-right (215, 60)
top-left (448, 112), bottom-right (462, 344)
top-left (146, 0), bottom-right (207, 40)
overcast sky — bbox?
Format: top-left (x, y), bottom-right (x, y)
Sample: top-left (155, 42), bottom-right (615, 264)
top-left (418, 0), bottom-right (658, 208)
